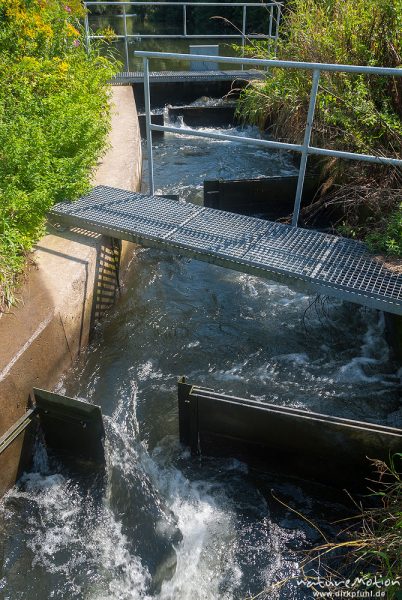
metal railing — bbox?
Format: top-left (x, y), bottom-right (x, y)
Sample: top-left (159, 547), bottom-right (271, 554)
top-left (84, 1), bottom-right (282, 71)
top-left (137, 51), bottom-right (402, 227)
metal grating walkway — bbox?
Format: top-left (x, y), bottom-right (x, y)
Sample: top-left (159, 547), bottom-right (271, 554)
top-left (50, 186), bottom-right (402, 315)
top-left (110, 70), bottom-right (265, 85)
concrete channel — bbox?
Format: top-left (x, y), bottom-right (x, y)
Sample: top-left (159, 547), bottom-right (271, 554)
top-left (0, 75), bottom-right (401, 501)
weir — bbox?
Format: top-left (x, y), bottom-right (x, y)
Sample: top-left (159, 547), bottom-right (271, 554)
top-left (204, 175), bottom-right (319, 220)
top-left (115, 70), bottom-right (264, 109)
top-left (0, 389), bottom-right (105, 478)
top-left (51, 185), bottom-right (402, 316)
top-left (177, 379), bottom-right (402, 489)
top-left (3, 381), bottom-right (400, 493)
top-left (138, 103), bottom-right (238, 139)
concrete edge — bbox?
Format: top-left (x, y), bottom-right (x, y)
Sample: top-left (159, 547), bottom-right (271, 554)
top-left (0, 85), bottom-right (142, 497)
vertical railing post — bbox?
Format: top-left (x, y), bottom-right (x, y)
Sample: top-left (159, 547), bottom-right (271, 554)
top-left (84, 3), bottom-right (91, 53)
top-left (274, 3), bottom-right (281, 57)
top-left (292, 68), bottom-right (320, 227)
top-left (268, 4), bottom-right (273, 55)
top-left (123, 4), bottom-right (130, 72)
top-left (241, 5), bottom-right (247, 70)
top-left (183, 4), bottom-right (187, 37)
top-left (143, 57), bottom-right (155, 195)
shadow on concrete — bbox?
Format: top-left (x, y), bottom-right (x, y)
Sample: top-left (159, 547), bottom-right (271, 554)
top-left (38, 228), bottom-right (122, 340)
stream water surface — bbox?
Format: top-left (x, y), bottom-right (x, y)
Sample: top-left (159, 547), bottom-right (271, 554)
top-left (1, 120), bottom-right (401, 600)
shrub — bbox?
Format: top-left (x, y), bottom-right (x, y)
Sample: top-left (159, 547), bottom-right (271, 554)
top-left (0, 0), bottom-right (118, 308)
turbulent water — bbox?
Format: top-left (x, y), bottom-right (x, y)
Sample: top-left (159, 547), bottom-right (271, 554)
top-left (1, 120), bottom-right (401, 600)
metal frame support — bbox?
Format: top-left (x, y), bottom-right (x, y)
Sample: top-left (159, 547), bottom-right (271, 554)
top-left (274, 2), bottom-right (281, 56)
top-left (122, 4), bottom-right (130, 71)
top-left (143, 57), bottom-right (155, 195)
top-left (241, 5), bottom-right (247, 68)
top-left (292, 69), bottom-right (320, 227)
top-left (268, 4), bottom-right (273, 55)
top-left (183, 4), bottom-right (187, 37)
top-left (84, 9), bottom-right (91, 52)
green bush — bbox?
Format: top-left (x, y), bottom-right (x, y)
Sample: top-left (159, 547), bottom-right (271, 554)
top-left (366, 203), bottom-right (402, 255)
top-left (237, 0), bottom-right (402, 254)
top-left (0, 0), bottom-right (118, 308)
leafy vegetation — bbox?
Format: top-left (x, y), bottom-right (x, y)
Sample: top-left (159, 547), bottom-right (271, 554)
top-left (237, 0), bottom-right (402, 254)
top-left (0, 0), bottom-right (118, 309)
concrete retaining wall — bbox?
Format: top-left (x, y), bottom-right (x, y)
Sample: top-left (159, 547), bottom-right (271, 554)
top-left (0, 86), bottom-right (142, 496)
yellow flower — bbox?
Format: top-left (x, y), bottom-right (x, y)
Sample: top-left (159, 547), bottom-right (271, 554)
top-left (66, 22), bottom-right (80, 38)
top-left (100, 26), bottom-right (117, 42)
top-left (58, 61), bottom-right (69, 73)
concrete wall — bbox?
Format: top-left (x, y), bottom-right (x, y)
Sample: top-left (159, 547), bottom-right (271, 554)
top-left (0, 86), bottom-right (142, 496)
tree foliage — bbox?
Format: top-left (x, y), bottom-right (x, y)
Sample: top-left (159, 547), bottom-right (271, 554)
top-left (0, 0), bottom-right (118, 308)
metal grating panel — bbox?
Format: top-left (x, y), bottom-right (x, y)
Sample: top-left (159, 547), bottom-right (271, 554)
top-left (110, 70), bottom-right (265, 85)
top-left (167, 209), bottom-right (268, 257)
top-left (50, 186), bottom-right (402, 315)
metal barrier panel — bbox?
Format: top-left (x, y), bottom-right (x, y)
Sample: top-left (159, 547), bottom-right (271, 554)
top-left (33, 388), bottom-right (105, 465)
top-left (178, 380), bottom-right (402, 490)
top-left (84, 1), bottom-right (283, 70)
top-left (203, 175), bottom-right (318, 219)
top-left (135, 51), bottom-right (402, 226)
top-left (0, 389), bottom-right (105, 495)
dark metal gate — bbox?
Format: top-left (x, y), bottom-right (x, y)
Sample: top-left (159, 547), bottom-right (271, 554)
top-left (178, 378), bottom-right (402, 490)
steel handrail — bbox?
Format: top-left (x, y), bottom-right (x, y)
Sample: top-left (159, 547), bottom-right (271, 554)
top-left (84, 1), bottom-right (282, 70)
top-left (135, 50), bottom-right (402, 77)
top-left (136, 50), bottom-right (402, 227)
top-left (84, 2), bottom-right (281, 7)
